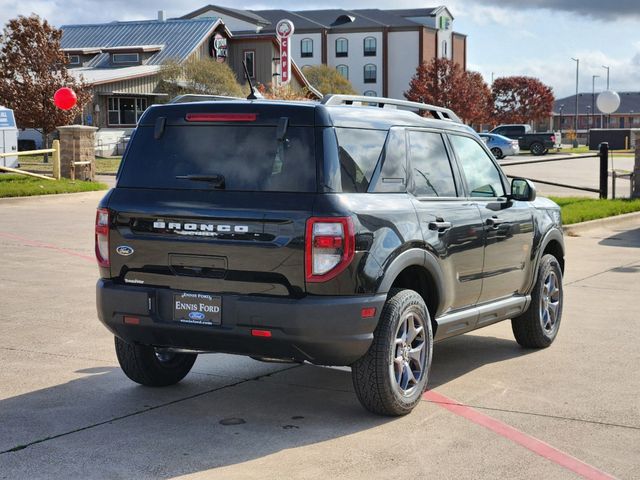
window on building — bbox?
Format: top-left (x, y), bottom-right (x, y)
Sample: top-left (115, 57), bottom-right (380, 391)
top-left (336, 65), bottom-right (349, 79)
top-left (364, 90), bottom-right (377, 97)
top-left (336, 38), bottom-right (348, 57)
top-left (68, 55), bottom-right (80, 66)
top-left (112, 53), bottom-right (140, 64)
top-left (364, 64), bottom-right (377, 84)
top-left (243, 50), bottom-right (255, 78)
top-left (363, 37), bottom-right (376, 56)
top-left (108, 97), bottom-right (147, 126)
top-left (301, 38), bottom-right (313, 58)
top-left (441, 41), bottom-right (448, 57)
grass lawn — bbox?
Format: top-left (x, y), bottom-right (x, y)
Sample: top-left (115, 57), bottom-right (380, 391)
top-left (0, 174), bottom-right (108, 198)
top-left (549, 196), bottom-right (640, 225)
top-left (18, 155), bottom-right (121, 175)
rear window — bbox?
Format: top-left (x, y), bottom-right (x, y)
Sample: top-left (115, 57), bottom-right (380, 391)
top-left (335, 128), bottom-right (387, 192)
top-left (117, 125), bottom-right (316, 192)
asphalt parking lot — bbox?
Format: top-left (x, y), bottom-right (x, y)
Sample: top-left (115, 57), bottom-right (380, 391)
top-left (500, 152), bottom-right (635, 198)
top-left (0, 191), bottom-right (639, 479)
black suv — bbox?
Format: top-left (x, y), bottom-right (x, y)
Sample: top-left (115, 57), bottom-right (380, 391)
top-left (96, 95), bottom-right (565, 416)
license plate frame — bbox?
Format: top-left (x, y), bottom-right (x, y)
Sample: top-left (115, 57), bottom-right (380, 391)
top-left (173, 292), bottom-right (221, 326)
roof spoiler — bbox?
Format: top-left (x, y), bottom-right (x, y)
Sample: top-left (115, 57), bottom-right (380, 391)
top-left (321, 94), bottom-right (462, 123)
top-left (168, 94), bottom-right (245, 104)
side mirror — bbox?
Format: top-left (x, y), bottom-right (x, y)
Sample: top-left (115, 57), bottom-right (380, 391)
top-left (511, 178), bottom-right (536, 201)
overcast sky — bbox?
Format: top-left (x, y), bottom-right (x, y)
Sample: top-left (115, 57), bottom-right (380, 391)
top-left (1, 0), bottom-right (638, 98)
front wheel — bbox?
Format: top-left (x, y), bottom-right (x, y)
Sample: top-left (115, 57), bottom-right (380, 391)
top-left (351, 289), bottom-right (433, 416)
top-left (115, 337), bottom-right (197, 386)
top-left (511, 254), bottom-right (563, 348)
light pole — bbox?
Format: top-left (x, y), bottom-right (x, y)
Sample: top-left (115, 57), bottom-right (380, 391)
top-left (559, 104), bottom-right (564, 136)
top-left (602, 65), bottom-right (610, 127)
top-left (592, 75), bottom-right (599, 127)
top-left (602, 65), bottom-right (610, 89)
top-left (571, 57), bottom-right (579, 146)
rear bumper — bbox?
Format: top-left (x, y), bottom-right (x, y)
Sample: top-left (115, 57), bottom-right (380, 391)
top-left (96, 279), bottom-right (386, 366)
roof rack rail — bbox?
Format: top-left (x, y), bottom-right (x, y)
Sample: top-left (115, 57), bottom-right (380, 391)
top-left (321, 94), bottom-right (462, 123)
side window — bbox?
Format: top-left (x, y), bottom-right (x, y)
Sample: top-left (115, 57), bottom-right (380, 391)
top-left (408, 131), bottom-right (457, 197)
top-left (335, 128), bottom-right (387, 193)
top-left (449, 135), bottom-right (505, 198)
top-left (373, 128), bottom-right (407, 193)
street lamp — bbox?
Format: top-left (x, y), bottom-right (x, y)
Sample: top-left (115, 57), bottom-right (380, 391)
top-left (559, 104), bottom-right (565, 136)
top-left (602, 65), bottom-right (610, 89)
top-left (571, 57), bottom-right (579, 146)
top-left (602, 65), bottom-right (610, 127)
top-left (592, 75), bottom-right (599, 128)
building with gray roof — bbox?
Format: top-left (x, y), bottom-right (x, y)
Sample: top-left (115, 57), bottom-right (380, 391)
top-left (59, 13), bottom-right (316, 145)
top-left (182, 5), bottom-right (468, 100)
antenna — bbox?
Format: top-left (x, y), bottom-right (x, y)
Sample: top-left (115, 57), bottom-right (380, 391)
top-left (242, 61), bottom-right (258, 100)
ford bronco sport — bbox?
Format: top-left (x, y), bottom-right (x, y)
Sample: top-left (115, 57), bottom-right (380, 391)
top-left (96, 95), bottom-right (565, 416)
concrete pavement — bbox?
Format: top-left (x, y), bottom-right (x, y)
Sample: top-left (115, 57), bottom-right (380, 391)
top-left (0, 191), bottom-right (638, 479)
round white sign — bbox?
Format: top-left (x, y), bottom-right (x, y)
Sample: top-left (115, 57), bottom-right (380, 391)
top-left (276, 19), bottom-right (295, 38)
top-left (596, 90), bottom-right (621, 114)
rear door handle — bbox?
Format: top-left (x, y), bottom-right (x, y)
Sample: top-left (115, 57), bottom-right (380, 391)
top-left (428, 220), bottom-right (452, 232)
top-left (485, 216), bottom-right (504, 228)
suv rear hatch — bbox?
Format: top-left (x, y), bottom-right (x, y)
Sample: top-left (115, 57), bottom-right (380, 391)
top-left (104, 102), bottom-right (319, 297)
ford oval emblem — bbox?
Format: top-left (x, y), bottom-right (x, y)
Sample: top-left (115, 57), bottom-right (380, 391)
top-left (189, 311), bottom-right (206, 321)
top-left (116, 245), bottom-right (134, 256)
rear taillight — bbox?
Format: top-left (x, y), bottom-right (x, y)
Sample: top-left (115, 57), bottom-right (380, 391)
top-left (551, 135), bottom-right (556, 143)
top-left (305, 217), bottom-right (355, 283)
top-left (95, 208), bottom-right (110, 267)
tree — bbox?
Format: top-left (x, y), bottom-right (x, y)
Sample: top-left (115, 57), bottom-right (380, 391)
top-left (158, 58), bottom-right (246, 99)
top-left (460, 71), bottom-right (493, 125)
top-left (0, 15), bottom-right (92, 149)
top-left (404, 58), bottom-right (491, 124)
top-left (257, 82), bottom-right (310, 101)
top-left (492, 76), bottom-right (555, 124)
top-left (302, 65), bottom-right (357, 95)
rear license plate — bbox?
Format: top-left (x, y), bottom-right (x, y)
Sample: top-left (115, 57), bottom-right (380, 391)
top-left (173, 292), bottom-right (221, 326)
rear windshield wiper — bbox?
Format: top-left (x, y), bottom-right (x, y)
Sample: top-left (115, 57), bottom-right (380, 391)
top-left (175, 174), bottom-right (225, 189)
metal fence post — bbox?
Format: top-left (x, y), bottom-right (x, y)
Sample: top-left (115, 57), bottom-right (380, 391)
top-left (599, 142), bottom-right (609, 199)
top-left (634, 142), bottom-right (640, 199)
top-left (52, 139), bottom-right (61, 180)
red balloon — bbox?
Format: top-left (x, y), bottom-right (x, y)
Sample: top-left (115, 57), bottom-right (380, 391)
top-left (53, 87), bottom-right (77, 110)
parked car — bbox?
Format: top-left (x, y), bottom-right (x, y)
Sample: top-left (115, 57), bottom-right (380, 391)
top-left (95, 95), bottom-right (565, 416)
top-left (479, 132), bottom-right (520, 159)
top-left (490, 124), bottom-right (556, 156)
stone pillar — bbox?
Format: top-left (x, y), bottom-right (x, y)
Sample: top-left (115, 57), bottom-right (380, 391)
top-left (57, 125), bottom-right (98, 181)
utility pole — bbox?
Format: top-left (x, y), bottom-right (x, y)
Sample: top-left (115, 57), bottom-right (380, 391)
top-left (571, 58), bottom-right (579, 146)
top-left (592, 75), bottom-right (599, 127)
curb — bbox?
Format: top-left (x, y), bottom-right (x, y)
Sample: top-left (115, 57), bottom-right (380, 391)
top-left (563, 211), bottom-right (640, 236)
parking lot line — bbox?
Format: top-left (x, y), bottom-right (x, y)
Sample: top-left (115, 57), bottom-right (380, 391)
top-left (423, 390), bottom-right (617, 480)
top-left (0, 231), bottom-right (94, 263)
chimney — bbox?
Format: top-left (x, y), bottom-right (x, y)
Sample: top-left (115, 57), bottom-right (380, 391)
top-left (157, 10), bottom-right (166, 22)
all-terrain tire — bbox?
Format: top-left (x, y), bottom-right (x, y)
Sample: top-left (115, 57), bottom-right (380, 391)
top-left (351, 289), bottom-right (433, 416)
top-left (530, 142), bottom-right (545, 156)
top-left (115, 337), bottom-right (197, 386)
top-left (511, 254), bottom-right (563, 348)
